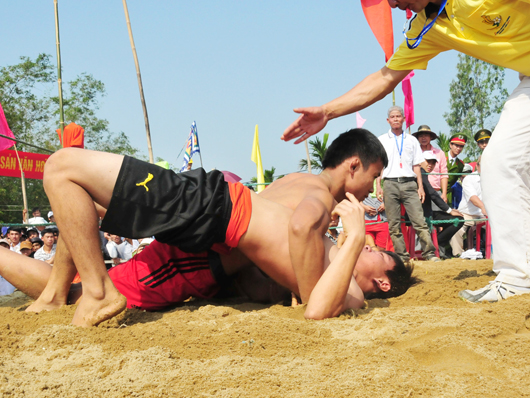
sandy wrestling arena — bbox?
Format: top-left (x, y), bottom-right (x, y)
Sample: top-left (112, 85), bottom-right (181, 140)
top-left (1, 258), bottom-right (529, 397)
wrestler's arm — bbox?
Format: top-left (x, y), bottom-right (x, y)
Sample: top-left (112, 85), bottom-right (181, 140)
top-left (288, 190), bottom-right (333, 305)
top-left (282, 67), bottom-right (410, 143)
top-left (304, 193), bottom-right (365, 319)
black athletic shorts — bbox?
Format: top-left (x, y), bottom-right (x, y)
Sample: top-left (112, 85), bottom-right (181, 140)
top-left (101, 156), bottom-right (232, 253)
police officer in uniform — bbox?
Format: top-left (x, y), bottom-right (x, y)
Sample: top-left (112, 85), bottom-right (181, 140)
top-left (474, 129), bottom-right (492, 152)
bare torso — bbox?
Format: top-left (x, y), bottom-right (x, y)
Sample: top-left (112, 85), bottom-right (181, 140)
top-left (220, 174), bottom-right (338, 295)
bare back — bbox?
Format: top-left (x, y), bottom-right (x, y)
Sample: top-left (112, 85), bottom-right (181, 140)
top-left (258, 173), bottom-right (337, 212)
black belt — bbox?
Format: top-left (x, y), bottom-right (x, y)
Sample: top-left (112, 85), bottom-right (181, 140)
top-left (384, 177), bottom-right (416, 183)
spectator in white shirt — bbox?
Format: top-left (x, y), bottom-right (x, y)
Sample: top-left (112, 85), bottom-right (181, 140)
top-left (450, 157), bottom-right (487, 256)
top-left (34, 228), bottom-right (57, 264)
top-left (105, 233), bottom-right (133, 266)
top-left (7, 228), bottom-right (21, 253)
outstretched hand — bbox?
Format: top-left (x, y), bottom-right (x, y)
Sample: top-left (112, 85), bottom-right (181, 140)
top-left (281, 106), bottom-right (328, 144)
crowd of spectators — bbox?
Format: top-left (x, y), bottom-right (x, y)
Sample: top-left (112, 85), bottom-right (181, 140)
top-left (361, 106), bottom-right (489, 261)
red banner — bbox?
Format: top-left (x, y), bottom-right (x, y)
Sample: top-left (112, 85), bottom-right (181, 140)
top-left (0, 149), bottom-right (51, 179)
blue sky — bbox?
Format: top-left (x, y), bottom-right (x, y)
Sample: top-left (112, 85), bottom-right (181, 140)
top-left (2, 1), bottom-right (520, 182)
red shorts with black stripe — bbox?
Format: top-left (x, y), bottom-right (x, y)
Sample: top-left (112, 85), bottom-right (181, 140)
top-left (108, 240), bottom-right (226, 311)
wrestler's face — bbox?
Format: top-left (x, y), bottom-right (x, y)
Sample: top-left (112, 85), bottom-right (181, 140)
top-left (387, 0), bottom-right (434, 12)
top-left (353, 246), bottom-right (394, 295)
top-left (387, 111), bottom-right (404, 130)
top-left (348, 159), bottom-right (383, 201)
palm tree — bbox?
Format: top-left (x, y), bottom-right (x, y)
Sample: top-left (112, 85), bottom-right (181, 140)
top-left (299, 133), bottom-right (329, 172)
top-left (251, 166), bottom-right (277, 184)
top-left (436, 132), bottom-right (450, 154)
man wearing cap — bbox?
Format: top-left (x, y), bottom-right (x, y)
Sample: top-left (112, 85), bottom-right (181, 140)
top-left (19, 241), bottom-right (33, 257)
top-left (445, 134), bottom-right (466, 206)
top-left (376, 106), bottom-right (439, 262)
top-left (413, 124), bottom-right (448, 203)
top-left (48, 211), bottom-right (55, 224)
top-left (474, 129), bottom-right (492, 152)
top-left (282, 0), bottom-right (530, 302)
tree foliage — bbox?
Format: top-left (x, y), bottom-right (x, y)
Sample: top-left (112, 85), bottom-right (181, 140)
top-left (299, 133), bottom-right (329, 172)
top-left (251, 166), bottom-right (278, 185)
top-left (443, 54), bottom-right (509, 160)
top-left (0, 54), bottom-right (139, 223)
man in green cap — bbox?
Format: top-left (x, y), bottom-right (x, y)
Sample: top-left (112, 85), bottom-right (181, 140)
top-left (474, 129), bottom-right (492, 152)
top-left (445, 134), bottom-right (466, 206)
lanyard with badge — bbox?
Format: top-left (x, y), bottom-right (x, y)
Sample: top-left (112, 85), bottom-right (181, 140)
top-left (403, 0), bottom-right (448, 49)
top-left (395, 133), bottom-right (404, 168)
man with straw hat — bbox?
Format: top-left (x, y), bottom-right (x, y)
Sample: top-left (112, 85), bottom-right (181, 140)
top-left (413, 124), bottom-right (448, 203)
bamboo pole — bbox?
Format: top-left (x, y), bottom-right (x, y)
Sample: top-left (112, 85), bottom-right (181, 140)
top-left (305, 140), bottom-right (312, 174)
top-left (122, 0), bottom-right (154, 163)
top-left (13, 146), bottom-right (28, 217)
top-left (53, 0), bottom-right (65, 148)
top-left (0, 134), bottom-right (54, 153)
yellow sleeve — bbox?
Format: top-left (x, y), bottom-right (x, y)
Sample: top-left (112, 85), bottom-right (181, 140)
top-left (386, 13), bottom-right (450, 71)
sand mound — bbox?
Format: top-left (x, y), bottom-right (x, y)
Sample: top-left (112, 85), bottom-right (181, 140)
top-left (1, 258), bottom-right (530, 397)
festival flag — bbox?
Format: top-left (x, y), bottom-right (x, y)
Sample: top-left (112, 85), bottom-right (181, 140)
top-left (56, 122), bottom-right (85, 148)
top-left (251, 124), bottom-right (265, 193)
top-left (0, 103), bottom-right (16, 151)
top-left (361, 0), bottom-right (394, 61)
top-left (356, 112), bottom-right (367, 128)
top-left (402, 71), bottom-right (415, 129)
top-left (180, 121), bottom-right (201, 172)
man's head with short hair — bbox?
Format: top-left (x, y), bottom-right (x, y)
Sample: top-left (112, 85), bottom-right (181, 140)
top-left (322, 129), bottom-right (388, 201)
top-left (41, 228), bottom-right (55, 248)
top-left (387, 106), bottom-right (405, 132)
top-left (8, 228), bottom-right (21, 245)
top-left (27, 229), bottom-right (39, 239)
top-left (31, 207), bottom-right (41, 217)
top-left (30, 237), bottom-right (43, 252)
top-left (351, 246), bottom-right (419, 299)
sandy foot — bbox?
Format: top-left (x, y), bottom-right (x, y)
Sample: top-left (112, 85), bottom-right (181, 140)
top-left (72, 291), bottom-right (127, 327)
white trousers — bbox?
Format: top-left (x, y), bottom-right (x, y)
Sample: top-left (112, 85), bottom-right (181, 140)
top-left (481, 75), bottom-right (530, 287)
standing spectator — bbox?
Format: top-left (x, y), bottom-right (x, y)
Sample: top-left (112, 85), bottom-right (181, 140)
top-left (474, 129), bottom-right (491, 152)
top-left (105, 234), bottom-right (133, 266)
top-left (376, 106), bottom-right (438, 262)
top-left (450, 157), bottom-right (487, 257)
top-left (8, 228), bottom-right (22, 253)
top-left (413, 125), bottom-right (448, 202)
top-left (446, 134), bottom-right (467, 206)
top-left (48, 211), bottom-right (55, 224)
top-left (34, 228), bottom-right (56, 264)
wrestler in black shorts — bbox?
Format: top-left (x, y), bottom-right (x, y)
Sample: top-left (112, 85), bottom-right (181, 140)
top-left (101, 156), bottom-right (232, 253)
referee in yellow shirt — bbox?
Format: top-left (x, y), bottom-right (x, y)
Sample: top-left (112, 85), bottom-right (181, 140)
top-left (282, 0), bottom-right (530, 303)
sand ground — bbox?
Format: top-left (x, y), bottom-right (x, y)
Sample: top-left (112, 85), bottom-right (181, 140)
top-left (1, 258), bottom-right (529, 397)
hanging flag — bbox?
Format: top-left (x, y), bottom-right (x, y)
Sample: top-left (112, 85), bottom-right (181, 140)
top-left (251, 124), bottom-right (265, 193)
top-left (356, 112), bottom-right (367, 128)
top-left (402, 71), bottom-right (415, 129)
top-left (180, 121), bottom-right (201, 172)
top-left (361, 0), bottom-right (394, 62)
top-left (0, 103), bottom-right (16, 151)
top-left (56, 122), bottom-right (85, 148)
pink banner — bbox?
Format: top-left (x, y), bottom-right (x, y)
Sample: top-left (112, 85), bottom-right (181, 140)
top-left (356, 112), bottom-right (367, 128)
top-left (402, 71), bottom-right (415, 129)
top-left (0, 103), bottom-right (16, 151)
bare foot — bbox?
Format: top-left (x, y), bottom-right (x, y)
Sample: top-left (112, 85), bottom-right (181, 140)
top-left (25, 297), bottom-right (66, 313)
top-left (72, 290), bottom-right (127, 327)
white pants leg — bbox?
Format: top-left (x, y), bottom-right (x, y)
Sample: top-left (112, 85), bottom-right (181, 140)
top-left (481, 75), bottom-right (530, 287)
top-left (449, 213), bottom-right (481, 256)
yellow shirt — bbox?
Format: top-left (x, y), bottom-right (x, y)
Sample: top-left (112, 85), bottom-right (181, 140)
top-left (386, 0), bottom-right (530, 75)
